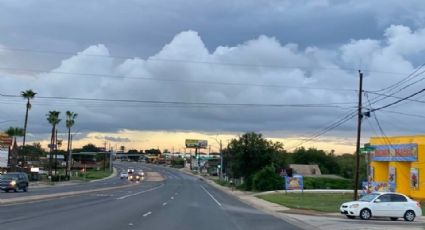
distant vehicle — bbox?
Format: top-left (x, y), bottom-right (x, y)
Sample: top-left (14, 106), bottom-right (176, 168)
top-left (0, 172), bottom-right (29, 192)
top-left (340, 192), bottom-right (422, 221)
top-left (119, 172), bottom-right (128, 179)
top-left (127, 168), bottom-right (135, 173)
top-left (128, 173), bottom-right (141, 182)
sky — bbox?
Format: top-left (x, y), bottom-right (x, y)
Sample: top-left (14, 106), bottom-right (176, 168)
top-left (1, 0), bottom-right (425, 153)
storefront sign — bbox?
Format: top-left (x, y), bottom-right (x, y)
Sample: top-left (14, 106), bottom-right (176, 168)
top-left (371, 143), bottom-right (418, 161)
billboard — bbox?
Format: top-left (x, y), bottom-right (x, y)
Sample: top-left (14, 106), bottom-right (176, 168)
top-left (284, 175), bottom-right (304, 190)
top-left (185, 139), bottom-right (208, 149)
top-left (0, 133), bottom-right (12, 147)
top-left (371, 143), bottom-right (418, 162)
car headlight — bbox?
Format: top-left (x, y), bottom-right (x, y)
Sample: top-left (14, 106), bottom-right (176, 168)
top-left (10, 180), bottom-right (16, 186)
top-left (141, 172), bottom-right (144, 176)
top-left (349, 204), bottom-right (359, 208)
top-left (136, 176), bottom-right (140, 179)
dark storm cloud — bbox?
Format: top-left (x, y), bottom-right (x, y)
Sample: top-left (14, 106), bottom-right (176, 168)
top-left (0, 0), bottom-right (425, 140)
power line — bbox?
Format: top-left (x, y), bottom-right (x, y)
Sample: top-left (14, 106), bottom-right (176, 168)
top-left (369, 88), bottom-right (425, 112)
top-left (0, 92), bottom-right (353, 108)
top-left (0, 66), bottom-right (358, 92)
top-left (379, 110), bottom-right (425, 119)
top-left (0, 46), bottom-right (414, 75)
top-left (286, 110), bottom-right (357, 151)
top-left (365, 91), bottom-right (425, 104)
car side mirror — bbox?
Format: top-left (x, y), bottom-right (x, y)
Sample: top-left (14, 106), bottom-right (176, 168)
top-left (374, 199), bottom-right (381, 203)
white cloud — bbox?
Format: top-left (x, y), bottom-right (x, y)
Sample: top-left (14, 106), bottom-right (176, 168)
top-left (0, 25), bottom-right (424, 149)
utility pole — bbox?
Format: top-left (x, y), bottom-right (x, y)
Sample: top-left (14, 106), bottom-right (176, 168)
top-left (354, 70), bottom-right (363, 200)
top-left (219, 140), bottom-right (223, 181)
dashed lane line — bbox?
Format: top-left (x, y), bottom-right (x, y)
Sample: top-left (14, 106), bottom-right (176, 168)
top-left (116, 184), bottom-right (164, 200)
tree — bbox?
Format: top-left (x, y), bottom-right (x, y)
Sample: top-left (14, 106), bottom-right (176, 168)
top-left (65, 111), bottom-right (77, 176)
top-left (227, 132), bottom-right (285, 190)
top-left (253, 165), bottom-right (283, 191)
top-left (21, 89), bottom-right (36, 146)
top-left (46, 111), bottom-right (61, 176)
top-left (82, 143), bottom-right (100, 152)
top-left (5, 127), bottom-right (24, 170)
top-left (291, 147), bottom-right (340, 174)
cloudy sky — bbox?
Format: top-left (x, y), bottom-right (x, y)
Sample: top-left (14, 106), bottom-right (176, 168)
top-left (1, 0), bottom-right (425, 153)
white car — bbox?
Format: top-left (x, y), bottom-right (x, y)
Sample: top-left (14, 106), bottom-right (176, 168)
top-left (119, 172), bottom-right (128, 179)
top-left (340, 192), bottom-right (422, 221)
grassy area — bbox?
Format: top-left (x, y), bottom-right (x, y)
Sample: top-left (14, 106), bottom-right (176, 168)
top-left (258, 193), bottom-right (425, 215)
top-left (71, 169), bottom-right (113, 181)
top-left (258, 193), bottom-right (353, 213)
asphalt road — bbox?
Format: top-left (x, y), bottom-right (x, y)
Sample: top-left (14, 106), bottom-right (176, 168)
top-left (0, 162), bottom-right (301, 230)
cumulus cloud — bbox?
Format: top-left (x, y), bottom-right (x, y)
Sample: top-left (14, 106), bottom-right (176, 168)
top-left (1, 26), bottom-right (425, 148)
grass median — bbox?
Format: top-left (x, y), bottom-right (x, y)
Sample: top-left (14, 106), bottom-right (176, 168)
top-left (257, 193), bottom-right (352, 212)
top-left (257, 193), bottom-right (425, 215)
top-left (72, 169), bottom-right (113, 181)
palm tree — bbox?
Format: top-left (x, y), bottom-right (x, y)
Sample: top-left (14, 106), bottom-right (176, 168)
top-left (5, 127), bottom-right (24, 170)
top-left (46, 111), bottom-right (61, 176)
top-left (21, 90), bottom-right (37, 146)
top-left (65, 111), bottom-right (78, 177)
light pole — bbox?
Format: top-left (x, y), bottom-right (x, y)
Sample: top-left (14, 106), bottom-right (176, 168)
top-left (211, 136), bottom-right (223, 181)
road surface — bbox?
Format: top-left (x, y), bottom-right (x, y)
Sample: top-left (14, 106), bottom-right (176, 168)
top-left (0, 162), bottom-right (301, 230)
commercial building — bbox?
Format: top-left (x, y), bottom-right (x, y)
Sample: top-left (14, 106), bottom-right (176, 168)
top-left (370, 135), bottom-right (424, 201)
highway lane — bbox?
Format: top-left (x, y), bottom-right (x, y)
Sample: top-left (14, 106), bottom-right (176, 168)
top-left (0, 162), bottom-right (137, 198)
top-left (0, 162), bottom-right (301, 230)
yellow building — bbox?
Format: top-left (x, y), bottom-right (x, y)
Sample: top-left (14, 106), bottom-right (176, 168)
top-left (370, 135), bottom-right (425, 201)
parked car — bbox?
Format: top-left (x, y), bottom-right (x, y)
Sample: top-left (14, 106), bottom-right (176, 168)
top-left (340, 192), bottom-right (422, 221)
top-left (119, 171), bottom-right (128, 179)
top-left (0, 172), bottom-right (29, 192)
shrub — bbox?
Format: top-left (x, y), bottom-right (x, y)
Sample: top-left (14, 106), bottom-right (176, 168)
top-left (171, 158), bottom-right (185, 168)
top-left (303, 177), bottom-right (352, 189)
top-left (252, 166), bottom-right (283, 191)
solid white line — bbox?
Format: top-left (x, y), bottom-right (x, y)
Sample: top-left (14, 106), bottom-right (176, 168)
top-left (200, 185), bottom-right (222, 207)
top-left (142, 211), bottom-right (152, 217)
top-left (116, 184), bottom-right (164, 200)
top-left (162, 202), bottom-right (167, 206)
top-left (171, 196), bottom-right (174, 200)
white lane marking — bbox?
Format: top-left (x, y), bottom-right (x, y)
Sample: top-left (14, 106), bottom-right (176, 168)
top-left (200, 185), bottom-right (222, 207)
top-left (116, 184), bottom-right (164, 200)
top-left (170, 196), bottom-right (174, 200)
top-left (128, 222), bottom-right (134, 226)
top-left (142, 211), bottom-right (152, 217)
top-left (162, 202), bottom-right (167, 206)
top-left (175, 192), bottom-right (178, 195)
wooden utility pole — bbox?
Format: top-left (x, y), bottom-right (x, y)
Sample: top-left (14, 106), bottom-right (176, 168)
top-left (354, 70), bottom-right (363, 200)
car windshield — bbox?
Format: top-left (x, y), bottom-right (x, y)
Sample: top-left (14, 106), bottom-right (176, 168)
top-left (359, 193), bottom-right (380, 202)
top-left (0, 175), bottom-right (17, 180)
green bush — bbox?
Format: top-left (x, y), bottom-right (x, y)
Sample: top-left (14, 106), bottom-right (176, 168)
top-left (303, 177), bottom-right (352, 189)
top-left (171, 158), bottom-right (185, 168)
top-left (252, 166), bottom-right (283, 191)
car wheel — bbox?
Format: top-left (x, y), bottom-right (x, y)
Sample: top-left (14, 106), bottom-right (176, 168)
top-left (5, 189), bottom-right (9, 193)
top-left (360, 208), bottom-right (371, 220)
top-left (404, 210), bottom-right (415, 222)
top-left (23, 186), bottom-right (28, 192)
top-left (390, 217), bottom-right (398, 221)
top-left (346, 215), bottom-right (356, 219)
